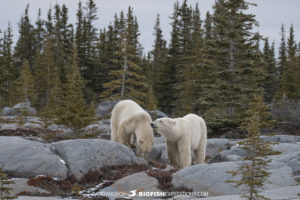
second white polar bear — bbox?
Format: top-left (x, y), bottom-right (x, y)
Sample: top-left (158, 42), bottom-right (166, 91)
top-left (151, 114), bottom-right (207, 168)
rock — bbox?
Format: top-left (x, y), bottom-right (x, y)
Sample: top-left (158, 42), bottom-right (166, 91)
top-left (2, 101), bottom-right (37, 116)
top-left (9, 178), bottom-right (50, 196)
top-left (261, 134), bottom-right (300, 143)
top-left (17, 197), bottom-right (80, 200)
top-left (211, 142), bottom-right (300, 163)
top-left (160, 149), bottom-right (169, 163)
top-left (172, 160), bottom-right (296, 196)
top-left (85, 119), bottom-right (111, 135)
top-left (209, 146), bottom-right (248, 163)
top-left (99, 172), bottom-right (161, 199)
top-left (149, 137), bottom-right (166, 161)
top-left (206, 139), bottom-right (236, 160)
top-left (0, 136), bottom-right (68, 179)
top-left (148, 110), bottom-right (168, 120)
top-left (2, 107), bottom-right (14, 116)
top-left (51, 139), bottom-right (147, 180)
top-left (149, 143), bottom-right (166, 160)
top-left (95, 100), bottom-right (118, 118)
top-left (201, 185), bottom-right (300, 200)
top-left (47, 124), bottom-right (72, 133)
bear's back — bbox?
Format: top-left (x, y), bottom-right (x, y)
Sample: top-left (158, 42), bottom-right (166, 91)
top-left (112, 100), bottom-right (150, 125)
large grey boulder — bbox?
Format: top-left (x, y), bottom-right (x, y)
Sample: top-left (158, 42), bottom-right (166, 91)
top-left (261, 134), bottom-right (300, 143)
top-left (0, 136), bottom-right (68, 179)
top-left (9, 178), bottom-right (50, 196)
top-left (17, 197), bottom-right (80, 200)
top-left (206, 139), bottom-right (236, 160)
top-left (172, 160), bottom-right (296, 196)
top-left (51, 139), bottom-right (147, 180)
top-left (2, 102), bottom-right (36, 116)
top-left (149, 137), bottom-right (166, 161)
top-left (211, 142), bottom-right (300, 163)
top-left (95, 100), bottom-right (118, 118)
top-left (200, 185), bottom-right (300, 200)
top-left (99, 172), bottom-right (161, 199)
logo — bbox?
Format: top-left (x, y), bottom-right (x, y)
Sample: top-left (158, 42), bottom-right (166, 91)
top-left (128, 190), bottom-right (137, 197)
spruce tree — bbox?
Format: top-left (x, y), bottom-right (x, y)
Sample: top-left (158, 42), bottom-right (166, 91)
top-left (34, 8), bottom-right (45, 53)
top-left (0, 167), bottom-right (15, 200)
top-left (101, 7), bottom-right (147, 106)
top-left (155, 2), bottom-right (180, 114)
top-left (211, 0), bottom-right (262, 131)
top-left (0, 24), bottom-right (15, 107)
top-left (14, 60), bottom-right (35, 123)
top-left (227, 95), bottom-right (278, 200)
top-left (151, 14), bottom-right (167, 103)
top-left (15, 60), bottom-right (34, 104)
top-left (286, 24), bottom-right (300, 99)
top-left (262, 39), bottom-right (277, 103)
top-left (276, 24), bottom-right (288, 100)
top-left (34, 37), bottom-right (60, 110)
top-left (14, 4), bottom-right (35, 71)
top-left (58, 48), bottom-right (95, 132)
top-left (0, 29), bottom-right (4, 107)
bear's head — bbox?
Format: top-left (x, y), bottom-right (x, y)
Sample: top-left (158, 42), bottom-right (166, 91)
top-left (135, 117), bottom-right (154, 158)
top-left (151, 118), bottom-right (178, 142)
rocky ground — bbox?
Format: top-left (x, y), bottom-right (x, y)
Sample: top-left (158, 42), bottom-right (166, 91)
top-left (0, 106), bottom-right (300, 199)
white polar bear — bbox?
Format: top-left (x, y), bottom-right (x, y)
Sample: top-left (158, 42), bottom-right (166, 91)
top-left (110, 100), bottom-right (154, 158)
top-left (151, 114), bottom-right (207, 168)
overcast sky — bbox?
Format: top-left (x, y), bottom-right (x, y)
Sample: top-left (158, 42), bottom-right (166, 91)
top-left (0, 0), bottom-right (299, 53)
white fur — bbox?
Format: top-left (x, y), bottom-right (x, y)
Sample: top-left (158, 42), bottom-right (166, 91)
top-left (110, 100), bottom-right (154, 158)
top-left (152, 114), bottom-right (207, 168)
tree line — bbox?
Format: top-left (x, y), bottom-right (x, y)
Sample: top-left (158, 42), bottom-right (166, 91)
top-left (0, 0), bottom-right (300, 133)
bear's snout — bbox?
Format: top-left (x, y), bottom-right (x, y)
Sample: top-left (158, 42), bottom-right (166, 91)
top-left (151, 122), bottom-right (157, 129)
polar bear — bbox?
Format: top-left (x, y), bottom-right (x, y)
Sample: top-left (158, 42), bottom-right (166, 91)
top-left (110, 100), bottom-right (154, 158)
top-left (151, 114), bottom-right (207, 168)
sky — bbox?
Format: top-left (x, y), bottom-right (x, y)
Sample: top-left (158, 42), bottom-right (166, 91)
top-left (0, 0), bottom-right (300, 53)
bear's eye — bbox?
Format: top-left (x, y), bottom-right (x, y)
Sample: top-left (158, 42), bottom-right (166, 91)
top-left (159, 120), bottom-right (162, 123)
top-left (139, 140), bottom-right (144, 144)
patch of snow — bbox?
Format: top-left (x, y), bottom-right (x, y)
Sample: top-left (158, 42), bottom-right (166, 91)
top-left (47, 124), bottom-right (72, 132)
top-left (53, 177), bottom-right (62, 181)
top-left (36, 175), bottom-right (46, 177)
top-left (24, 122), bottom-right (42, 128)
top-left (0, 123), bottom-right (19, 130)
top-left (59, 158), bottom-right (66, 165)
top-left (80, 180), bottom-right (113, 196)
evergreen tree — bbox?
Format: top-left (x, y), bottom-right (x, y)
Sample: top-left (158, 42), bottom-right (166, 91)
top-left (101, 7), bottom-right (147, 106)
top-left (0, 167), bottom-right (15, 200)
top-left (34, 8), bottom-right (45, 52)
top-left (0, 24), bottom-right (15, 107)
top-left (227, 95), bottom-right (278, 200)
top-left (14, 4), bottom-right (35, 71)
top-left (15, 60), bottom-right (34, 104)
top-left (276, 24), bottom-right (288, 99)
top-left (286, 24), bottom-right (300, 99)
top-left (58, 48), bottom-right (95, 131)
top-left (0, 29), bottom-right (4, 107)
top-left (176, 3), bottom-right (204, 115)
top-left (151, 14), bottom-right (167, 102)
top-left (262, 38), bottom-right (277, 102)
top-left (211, 0), bottom-right (262, 131)
top-left (34, 37), bottom-right (60, 110)
top-left (156, 2), bottom-right (180, 114)
top-left (53, 4), bottom-right (73, 84)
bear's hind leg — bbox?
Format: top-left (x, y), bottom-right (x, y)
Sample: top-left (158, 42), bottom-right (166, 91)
top-left (194, 139), bottom-right (206, 164)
